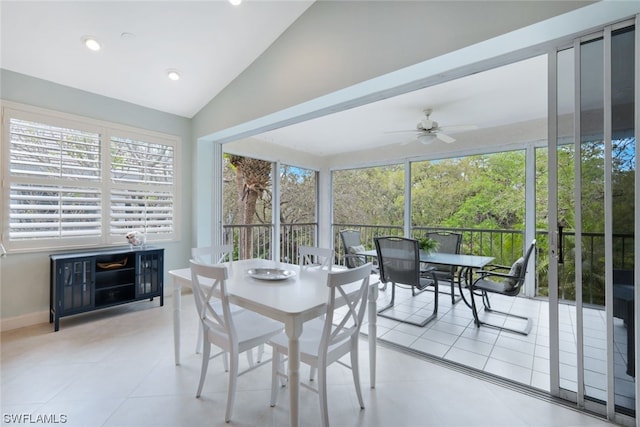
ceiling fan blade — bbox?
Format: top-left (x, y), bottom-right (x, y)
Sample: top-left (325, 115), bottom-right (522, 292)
top-left (384, 129), bottom-right (422, 134)
top-left (438, 124), bottom-right (478, 132)
top-left (436, 132), bottom-right (456, 144)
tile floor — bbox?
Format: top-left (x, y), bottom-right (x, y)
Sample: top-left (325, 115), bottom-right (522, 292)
top-left (1, 292), bottom-right (621, 427)
top-left (367, 282), bottom-right (636, 413)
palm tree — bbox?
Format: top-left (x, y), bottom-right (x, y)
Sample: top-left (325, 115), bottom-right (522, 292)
top-left (228, 155), bottom-right (271, 259)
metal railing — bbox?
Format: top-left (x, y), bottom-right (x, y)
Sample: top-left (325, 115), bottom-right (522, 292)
top-left (223, 224), bottom-right (274, 260)
top-left (223, 222), bottom-right (318, 263)
top-left (332, 223), bottom-right (524, 265)
top-left (280, 223), bottom-right (318, 263)
top-left (332, 224), bottom-right (634, 305)
top-left (222, 222), bottom-right (633, 305)
top-left (552, 231), bottom-right (634, 305)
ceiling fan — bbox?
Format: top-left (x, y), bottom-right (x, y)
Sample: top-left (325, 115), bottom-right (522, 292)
top-left (391, 109), bottom-right (477, 144)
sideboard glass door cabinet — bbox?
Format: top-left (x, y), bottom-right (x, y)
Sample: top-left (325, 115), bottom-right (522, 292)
top-left (50, 247), bottom-right (164, 331)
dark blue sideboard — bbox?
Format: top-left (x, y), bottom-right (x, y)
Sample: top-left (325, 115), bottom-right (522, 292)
top-left (50, 247), bottom-right (164, 331)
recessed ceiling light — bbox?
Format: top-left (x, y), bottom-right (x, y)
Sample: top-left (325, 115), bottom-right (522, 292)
top-left (82, 36), bottom-right (101, 51)
top-left (229, 0), bottom-right (241, 5)
top-left (167, 70), bottom-right (181, 81)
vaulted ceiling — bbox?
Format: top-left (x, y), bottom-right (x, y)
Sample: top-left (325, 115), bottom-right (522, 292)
top-left (1, 1), bottom-right (313, 118)
top-left (3, 1), bottom-right (634, 160)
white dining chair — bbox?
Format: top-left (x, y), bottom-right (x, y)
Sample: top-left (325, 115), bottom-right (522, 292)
top-left (297, 245), bottom-right (335, 380)
top-left (192, 245), bottom-right (257, 368)
top-left (298, 245), bottom-right (334, 271)
top-left (189, 260), bottom-right (283, 423)
top-left (192, 244), bottom-right (234, 265)
top-left (268, 262), bottom-right (371, 427)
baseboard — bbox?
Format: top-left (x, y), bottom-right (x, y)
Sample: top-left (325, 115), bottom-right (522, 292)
top-left (1, 310), bottom-right (49, 332)
top-left (1, 291), bottom-right (182, 333)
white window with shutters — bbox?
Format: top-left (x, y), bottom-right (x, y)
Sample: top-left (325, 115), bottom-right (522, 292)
top-left (109, 135), bottom-right (175, 238)
top-left (1, 103), bottom-right (180, 253)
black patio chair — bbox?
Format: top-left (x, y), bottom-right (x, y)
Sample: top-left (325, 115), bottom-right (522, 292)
top-left (374, 236), bottom-right (438, 327)
top-left (340, 229), bottom-right (381, 280)
top-left (340, 229), bottom-right (368, 269)
top-left (424, 231), bottom-right (462, 304)
top-left (468, 239), bottom-right (536, 335)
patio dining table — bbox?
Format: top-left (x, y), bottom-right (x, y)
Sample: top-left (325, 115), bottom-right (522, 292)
top-left (357, 249), bottom-right (494, 307)
top-left (168, 259), bottom-right (379, 427)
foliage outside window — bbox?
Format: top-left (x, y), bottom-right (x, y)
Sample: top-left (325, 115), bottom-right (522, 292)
top-left (411, 152), bottom-right (526, 231)
top-left (279, 164), bottom-right (317, 263)
top-left (410, 151), bottom-right (527, 267)
top-left (2, 106), bottom-right (179, 252)
top-left (333, 164), bottom-right (405, 226)
top-left (223, 155), bottom-right (273, 259)
top-left (222, 154), bottom-right (317, 261)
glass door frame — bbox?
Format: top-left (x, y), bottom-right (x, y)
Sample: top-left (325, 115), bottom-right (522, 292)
top-left (547, 17), bottom-right (639, 425)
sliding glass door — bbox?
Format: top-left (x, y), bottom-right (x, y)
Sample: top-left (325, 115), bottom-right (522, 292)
top-left (548, 21), bottom-right (637, 423)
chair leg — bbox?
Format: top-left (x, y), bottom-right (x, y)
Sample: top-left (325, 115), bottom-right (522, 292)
top-left (449, 278), bottom-right (456, 305)
top-left (411, 282), bottom-right (430, 296)
top-left (377, 282), bottom-right (396, 313)
top-left (195, 323), bottom-right (203, 354)
top-left (482, 290), bottom-right (492, 310)
top-left (350, 338), bottom-right (365, 409)
top-left (469, 287), bottom-right (482, 328)
top-left (196, 341), bottom-right (211, 398)
top-left (433, 280), bottom-right (438, 313)
top-left (222, 352), bottom-right (229, 372)
top-left (310, 366), bottom-right (317, 381)
top-left (471, 289), bottom-right (532, 335)
top-left (257, 344), bottom-right (265, 363)
top-left (317, 360), bottom-right (330, 427)
top-left (225, 351), bottom-right (239, 422)
top-left (270, 349), bottom-right (280, 407)
top-left (279, 353), bottom-right (287, 387)
top-left (246, 348), bottom-right (255, 367)
top-left (244, 344), bottom-right (265, 367)
top-left (378, 282), bottom-right (437, 327)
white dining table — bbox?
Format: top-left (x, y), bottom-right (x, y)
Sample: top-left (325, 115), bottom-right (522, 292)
top-left (168, 259), bottom-right (379, 427)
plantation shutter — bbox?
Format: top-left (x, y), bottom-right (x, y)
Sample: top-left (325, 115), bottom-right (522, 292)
top-left (109, 136), bottom-right (175, 238)
top-left (7, 118), bottom-right (102, 241)
top-left (3, 106), bottom-right (179, 252)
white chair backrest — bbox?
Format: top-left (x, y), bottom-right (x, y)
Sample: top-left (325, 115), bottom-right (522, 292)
top-left (320, 263), bottom-right (371, 355)
top-left (192, 245), bottom-right (233, 265)
top-left (189, 260), bottom-right (237, 348)
top-left (298, 246), bottom-right (334, 271)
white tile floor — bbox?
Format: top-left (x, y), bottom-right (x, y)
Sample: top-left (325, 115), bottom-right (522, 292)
top-left (0, 292), bottom-right (621, 427)
top-left (368, 282), bottom-right (636, 413)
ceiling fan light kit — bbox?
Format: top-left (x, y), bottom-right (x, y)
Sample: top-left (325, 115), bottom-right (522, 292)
top-left (387, 108), bottom-right (476, 145)
top-left (417, 134), bottom-right (437, 145)
top-left (419, 118), bottom-right (437, 131)
top-left (415, 109), bottom-right (457, 144)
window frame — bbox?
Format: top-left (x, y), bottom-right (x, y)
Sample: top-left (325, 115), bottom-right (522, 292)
top-left (1, 102), bottom-right (181, 253)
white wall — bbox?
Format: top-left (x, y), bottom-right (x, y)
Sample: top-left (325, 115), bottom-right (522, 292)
top-left (191, 0), bottom-right (593, 141)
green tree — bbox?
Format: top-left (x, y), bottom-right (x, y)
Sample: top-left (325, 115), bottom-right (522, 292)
top-left (333, 165), bottom-right (405, 225)
top-left (280, 165), bottom-right (316, 224)
top-left (227, 155), bottom-right (272, 259)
